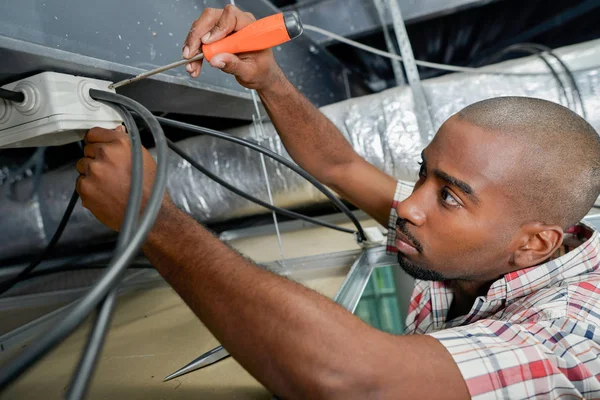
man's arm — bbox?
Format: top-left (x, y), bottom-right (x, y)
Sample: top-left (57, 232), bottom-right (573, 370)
top-left (182, 5), bottom-right (397, 226)
top-left (146, 204), bottom-right (468, 399)
top-left (76, 127), bottom-right (469, 399)
top-left (258, 76), bottom-right (398, 227)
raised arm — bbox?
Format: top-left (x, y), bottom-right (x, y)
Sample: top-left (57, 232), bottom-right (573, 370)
top-left (183, 5), bottom-right (397, 226)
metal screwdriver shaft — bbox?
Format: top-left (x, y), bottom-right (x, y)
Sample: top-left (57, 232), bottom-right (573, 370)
top-left (108, 53), bottom-right (205, 89)
top-left (107, 11), bottom-right (303, 90)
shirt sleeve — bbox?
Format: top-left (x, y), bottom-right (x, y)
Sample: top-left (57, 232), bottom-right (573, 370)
top-left (429, 318), bottom-right (600, 399)
top-left (386, 180), bottom-right (415, 254)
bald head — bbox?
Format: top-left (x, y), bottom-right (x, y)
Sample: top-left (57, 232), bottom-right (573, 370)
top-left (457, 96), bottom-right (600, 229)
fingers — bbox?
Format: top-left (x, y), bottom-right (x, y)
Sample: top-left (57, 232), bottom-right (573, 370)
top-left (209, 53), bottom-right (255, 80)
top-left (183, 8), bottom-right (223, 78)
top-left (84, 143), bottom-right (106, 159)
top-left (192, 61), bottom-right (202, 78)
top-left (183, 8), bottom-right (223, 61)
top-left (75, 172), bottom-right (97, 211)
top-left (81, 127), bottom-right (129, 174)
top-left (76, 157), bottom-right (93, 176)
top-left (186, 59), bottom-right (203, 78)
top-left (208, 53), bottom-right (233, 70)
top-left (76, 174), bottom-right (86, 197)
top-left (183, 5), bottom-right (256, 78)
top-left (85, 126), bottom-right (127, 144)
top-left (202, 5), bottom-right (255, 45)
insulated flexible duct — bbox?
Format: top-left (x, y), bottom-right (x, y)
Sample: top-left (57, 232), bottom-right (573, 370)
top-left (1, 39), bottom-right (600, 262)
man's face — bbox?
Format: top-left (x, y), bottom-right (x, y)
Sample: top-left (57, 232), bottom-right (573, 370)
top-left (395, 116), bottom-right (528, 282)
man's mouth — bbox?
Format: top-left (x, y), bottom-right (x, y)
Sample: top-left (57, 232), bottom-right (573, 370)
top-left (395, 228), bottom-right (420, 255)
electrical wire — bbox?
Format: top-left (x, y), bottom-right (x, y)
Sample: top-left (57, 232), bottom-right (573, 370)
top-left (155, 116), bottom-right (367, 242)
top-left (70, 289), bottom-right (117, 396)
top-left (167, 139), bottom-right (354, 235)
top-left (0, 88), bottom-right (25, 103)
top-left (306, 26), bottom-right (588, 117)
top-left (67, 105), bottom-right (144, 400)
top-left (484, 43), bottom-right (587, 118)
top-left (303, 25), bottom-right (579, 77)
top-left (496, 44), bottom-right (571, 110)
top-left (0, 90), bottom-right (168, 392)
top-left (517, 43), bottom-right (587, 118)
top-left (0, 188), bottom-right (79, 296)
top-left (8, 263), bottom-right (154, 282)
top-left (0, 251), bottom-right (115, 279)
top-left (251, 89), bottom-right (286, 263)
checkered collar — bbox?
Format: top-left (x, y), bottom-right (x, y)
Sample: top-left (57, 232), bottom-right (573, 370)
top-left (424, 222), bottom-right (599, 329)
top-left (488, 221), bottom-right (597, 302)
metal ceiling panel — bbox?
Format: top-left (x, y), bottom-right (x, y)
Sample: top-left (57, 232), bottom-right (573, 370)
top-left (289, 0), bottom-right (501, 45)
top-left (0, 0), bottom-right (349, 118)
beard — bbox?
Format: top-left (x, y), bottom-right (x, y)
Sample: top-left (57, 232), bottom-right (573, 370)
top-left (395, 218), bottom-right (449, 281)
top-left (397, 253), bottom-right (448, 281)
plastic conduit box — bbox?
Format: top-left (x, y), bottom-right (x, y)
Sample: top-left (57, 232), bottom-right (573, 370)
top-left (0, 72), bottom-right (122, 148)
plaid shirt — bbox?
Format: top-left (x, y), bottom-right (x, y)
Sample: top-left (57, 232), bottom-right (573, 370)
top-left (387, 180), bottom-right (600, 399)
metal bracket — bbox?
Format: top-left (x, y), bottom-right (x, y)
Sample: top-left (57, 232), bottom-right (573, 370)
top-left (163, 246), bottom-right (397, 381)
top-left (386, 0), bottom-right (435, 142)
top-left (0, 270), bottom-right (158, 354)
top-left (333, 246), bottom-right (395, 312)
top-left (372, 0), bottom-right (406, 86)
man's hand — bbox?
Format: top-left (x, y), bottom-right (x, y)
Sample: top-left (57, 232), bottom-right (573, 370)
top-left (76, 126), bottom-right (162, 232)
top-left (182, 5), bottom-right (284, 90)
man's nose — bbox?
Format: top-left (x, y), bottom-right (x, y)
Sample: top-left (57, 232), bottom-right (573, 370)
top-left (395, 188), bottom-right (427, 227)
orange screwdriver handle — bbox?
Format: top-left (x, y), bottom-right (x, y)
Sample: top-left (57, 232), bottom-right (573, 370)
top-left (202, 11), bottom-right (303, 61)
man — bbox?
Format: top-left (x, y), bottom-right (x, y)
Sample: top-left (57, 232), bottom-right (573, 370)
top-left (76, 5), bottom-right (600, 399)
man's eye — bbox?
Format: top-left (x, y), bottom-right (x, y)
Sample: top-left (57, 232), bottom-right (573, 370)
top-left (441, 187), bottom-right (460, 207)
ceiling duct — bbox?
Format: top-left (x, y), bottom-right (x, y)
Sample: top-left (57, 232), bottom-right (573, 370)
top-left (1, 39), bottom-right (600, 262)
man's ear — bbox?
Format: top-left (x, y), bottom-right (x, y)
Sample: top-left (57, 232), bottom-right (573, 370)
top-left (512, 222), bottom-right (564, 268)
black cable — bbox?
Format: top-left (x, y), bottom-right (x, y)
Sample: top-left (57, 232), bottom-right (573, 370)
top-left (1, 251), bottom-right (115, 278)
top-left (156, 116), bottom-right (367, 242)
top-left (0, 253), bottom-right (152, 284)
top-left (481, 42), bottom-right (587, 118)
top-left (0, 88), bottom-right (25, 103)
top-left (498, 44), bottom-right (571, 110)
top-left (67, 105), bottom-right (144, 400)
top-left (167, 139), bottom-right (355, 235)
top-left (518, 43), bottom-right (587, 119)
top-left (9, 263), bottom-right (154, 282)
top-left (0, 188), bottom-right (79, 296)
top-left (0, 90), bottom-right (168, 392)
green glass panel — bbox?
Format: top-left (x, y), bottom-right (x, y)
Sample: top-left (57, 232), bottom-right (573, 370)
top-left (354, 265), bottom-right (406, 334)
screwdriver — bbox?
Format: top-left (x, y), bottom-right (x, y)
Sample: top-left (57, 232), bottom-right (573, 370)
top-left (108, 11), bottom-right (303, 90)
